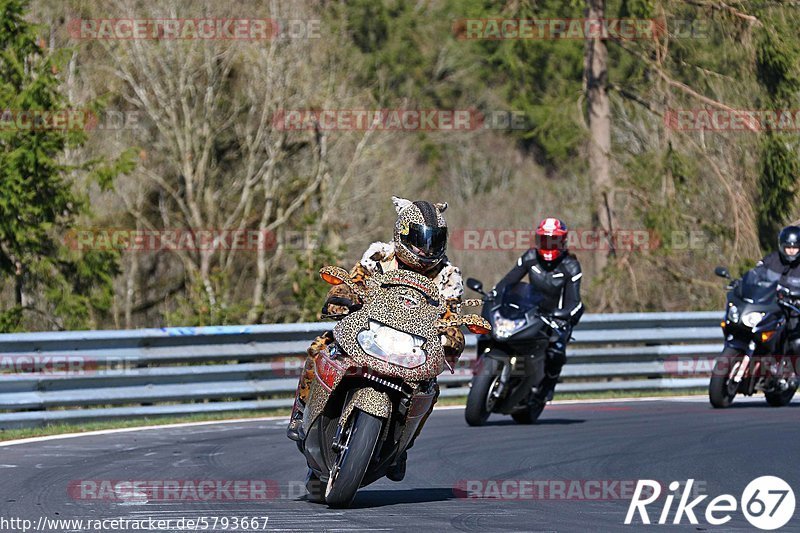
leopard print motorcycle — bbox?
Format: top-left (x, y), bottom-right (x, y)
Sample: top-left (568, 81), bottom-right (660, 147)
top-left (296, 265), bottom-right (490, 508)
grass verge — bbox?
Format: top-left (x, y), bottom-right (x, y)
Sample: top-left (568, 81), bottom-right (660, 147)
top-left (0, 408), bottom-right (292, 442)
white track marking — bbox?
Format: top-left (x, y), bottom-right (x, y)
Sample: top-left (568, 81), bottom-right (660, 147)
top-left (0, 394), bottom-right (706, 448)
top-left (0, 415), bottom-right (286, 447)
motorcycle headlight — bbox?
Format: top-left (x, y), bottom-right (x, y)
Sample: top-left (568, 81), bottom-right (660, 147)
top-left (493, 310), bottom-right (526, 339)
top-left (741, 311), bottom-right (763, 328)
top-left (357, 320), bottom-right (427, 368)
top-left (727, 304), bottom-right (739, 323)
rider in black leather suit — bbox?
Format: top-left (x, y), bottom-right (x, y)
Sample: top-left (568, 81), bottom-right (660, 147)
top-left (490, 218), bottom-right (584, 403)
top-left (754, 226), bottom-right (800, 354)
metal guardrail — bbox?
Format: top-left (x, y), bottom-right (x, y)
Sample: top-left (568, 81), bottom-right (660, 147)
top-left (0, 312), bottom-right (724, 429)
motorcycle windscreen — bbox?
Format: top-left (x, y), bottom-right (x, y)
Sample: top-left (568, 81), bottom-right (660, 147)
top-left (491, 282), bottom-right (545, 339)
top-left (737, 269), bottom-right (778, 304)
top-left (499, 282), bottom-right (543, 320)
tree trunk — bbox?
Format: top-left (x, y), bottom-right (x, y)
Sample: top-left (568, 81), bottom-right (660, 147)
top-left (585, 0), bottom-right (614, 273)
top-left (14, 261), bottom-right (24, 307)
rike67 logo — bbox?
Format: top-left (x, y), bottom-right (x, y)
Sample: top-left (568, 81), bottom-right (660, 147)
top-left (625, 477), bottom-right (795, 530)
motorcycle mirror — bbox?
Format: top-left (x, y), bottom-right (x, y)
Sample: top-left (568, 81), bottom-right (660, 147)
top-left (467, 323), bottom-right (491, 335)
top-left (466, 278), bottom-right (484, 294)
top-left (319, 266), bottom-right (350, 286)
top-left (461, 315), bottom-right (492, 335)
top-left (714, 266), bottom-right (731, 279)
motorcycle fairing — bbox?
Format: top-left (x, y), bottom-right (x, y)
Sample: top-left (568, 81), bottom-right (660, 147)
top-left (332, 273), bottom-right (448, 381)
top-left (724, 270), bottom-right (784, 355)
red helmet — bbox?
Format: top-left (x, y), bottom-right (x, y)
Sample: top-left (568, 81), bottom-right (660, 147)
top-left (535, 218), bottom-right (568, 262)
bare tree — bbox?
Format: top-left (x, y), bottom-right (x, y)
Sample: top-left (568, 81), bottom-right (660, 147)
top-left (585, 0), bottom-right (615, 273)
top-left (78, 0), bottom-right (392, 324)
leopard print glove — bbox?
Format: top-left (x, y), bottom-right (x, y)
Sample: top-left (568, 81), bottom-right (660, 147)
top-left (440, 325), bottom-right (465, 355)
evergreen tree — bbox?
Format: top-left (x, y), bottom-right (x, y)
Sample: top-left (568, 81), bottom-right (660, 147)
top-left (754, 15), bottom-right (800, 251)
top-left (0, 0), bottom-right (130, 331)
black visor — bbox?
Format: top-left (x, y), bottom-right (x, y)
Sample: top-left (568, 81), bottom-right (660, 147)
top-left (402, 223), bottom-right (447, 263)
top-left (535, 233), bottom-right (567, 251)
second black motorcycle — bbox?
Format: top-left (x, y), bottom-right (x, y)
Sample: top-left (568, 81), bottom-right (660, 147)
top-left (463, 278), bottom-right (562, 426)
top-left (709, 266), bottom-right (799, 408)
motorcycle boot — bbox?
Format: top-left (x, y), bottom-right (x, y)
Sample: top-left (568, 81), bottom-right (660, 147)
top-left (286, 398), bottom-right (306, 442)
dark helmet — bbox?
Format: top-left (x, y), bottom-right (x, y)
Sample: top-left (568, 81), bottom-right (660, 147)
top-left (778, 225), bottom-right (800, 264)
top-left (392, 196), bottom-right (449, 272)
top-left (535, 217), bottom-right (569, 263)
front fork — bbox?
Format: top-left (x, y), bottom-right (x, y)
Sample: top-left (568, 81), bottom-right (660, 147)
top-left (725, 339), bottom-right (754, 388)
top-left (492, 356), bottom-right (514, 399)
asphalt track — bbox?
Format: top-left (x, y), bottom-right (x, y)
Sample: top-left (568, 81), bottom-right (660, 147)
top-left (1, 397), bottom-right (799, 533)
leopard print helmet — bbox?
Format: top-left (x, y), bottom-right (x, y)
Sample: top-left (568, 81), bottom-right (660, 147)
top-left (391, 196), bottom-right (449, 272)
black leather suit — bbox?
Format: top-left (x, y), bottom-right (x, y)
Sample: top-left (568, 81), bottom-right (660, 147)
top-left (492, 250), bottom-right (584, 388)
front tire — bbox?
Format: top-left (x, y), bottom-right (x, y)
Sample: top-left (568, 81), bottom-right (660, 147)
top-left (709, 348), bottom-right (743, 408)
top-left (325, 409), bottom-right (382, 508)
top-left (465, 357), bottom-right (501, 426)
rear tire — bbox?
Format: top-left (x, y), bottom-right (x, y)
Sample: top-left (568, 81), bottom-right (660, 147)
top-left (709, 348), bottom-right (743, 409)
top-left (325, 410), bottom-right (382, 508)
top-left (465, 357), bottom-right (500, 426)
top-left (511, 397), bottom-right (545, 424)
top-left (765, 385), bottom-right (797, 407)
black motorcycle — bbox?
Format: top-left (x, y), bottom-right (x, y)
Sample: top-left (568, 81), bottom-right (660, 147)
top-left (463, 278), bottom-right (560, 425)
top-left (709, 266), bottom-right (799, 408)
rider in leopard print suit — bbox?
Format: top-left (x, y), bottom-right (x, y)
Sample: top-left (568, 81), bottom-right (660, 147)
top-left (287, 196), bottom-right (464, 480)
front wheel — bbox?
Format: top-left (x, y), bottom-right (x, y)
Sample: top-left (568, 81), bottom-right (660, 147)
top-left (709, 348), bottom-right (743, 408)
top-left (324, 409), bottom-right (382, 508)
top-left (465, 357), bottom-right (501, 426)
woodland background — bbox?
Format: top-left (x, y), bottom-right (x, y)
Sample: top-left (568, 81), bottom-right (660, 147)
top-left (2, 0), bottom-right (799, 331)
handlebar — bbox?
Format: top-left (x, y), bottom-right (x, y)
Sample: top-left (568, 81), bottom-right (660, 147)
top-left (778, 299), bottom-right (800, 315)
top-left (725, 279), bottom-right (740, 290)
top-left (540, 316), bottom-right (560, 330)
top-left (321, 297), bottom-right (362, 319)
